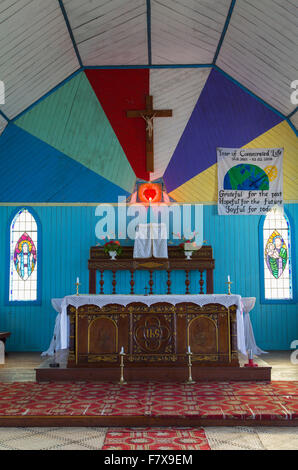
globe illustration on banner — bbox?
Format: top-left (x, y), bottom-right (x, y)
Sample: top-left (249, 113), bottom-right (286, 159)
top-left (223, 164), bottom-right (270, 190)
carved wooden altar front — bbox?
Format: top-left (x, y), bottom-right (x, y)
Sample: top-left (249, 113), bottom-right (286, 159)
top-left (67, 302), bottom-right (239, 368)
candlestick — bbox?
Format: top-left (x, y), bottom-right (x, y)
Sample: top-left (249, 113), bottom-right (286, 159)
top-left (75, 278), bottom-right (81, 296)
top-left (118, 348), bottom-right (127, 385)
top-left (225, 279), bottom-right (233, 295)
top-left (184, 348), bottom-right (195, 384)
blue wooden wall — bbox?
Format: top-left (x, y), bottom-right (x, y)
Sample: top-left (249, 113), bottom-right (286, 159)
top-left (0, 203), bottom-right (297, 352)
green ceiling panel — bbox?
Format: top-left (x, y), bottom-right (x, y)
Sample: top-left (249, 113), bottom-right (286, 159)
top-left (16, 72), bottom-right (136, 193)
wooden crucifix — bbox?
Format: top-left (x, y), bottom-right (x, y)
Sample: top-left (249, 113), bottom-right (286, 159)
top-left (126, 95), bottom-right (172, 173)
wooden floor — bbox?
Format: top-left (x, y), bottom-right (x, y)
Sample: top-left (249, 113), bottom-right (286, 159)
top-left (0, 350), bottom-right (296, 382)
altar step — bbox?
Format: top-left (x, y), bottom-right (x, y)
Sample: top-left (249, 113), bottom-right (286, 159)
top-left (36, 364), bottom-right (271, 383)
top-left (1, 380), bottom-right (297, 428)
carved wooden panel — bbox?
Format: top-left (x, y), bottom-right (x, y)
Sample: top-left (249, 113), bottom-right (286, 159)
top-left (131, 312), bottom-right (176, 357)
top-left (188, 316), bottom-right (218, 355)
top-left (88, 317), bottom-right (118, 354)
top-left (67, 301), bottom-right (239, 368)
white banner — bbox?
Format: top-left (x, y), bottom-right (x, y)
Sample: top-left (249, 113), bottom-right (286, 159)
top-left (217, 148), bottom-right (283, 215)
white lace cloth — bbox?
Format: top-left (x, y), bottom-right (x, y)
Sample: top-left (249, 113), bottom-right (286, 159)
top-left (42, 294), bottom-right (246, 356)
top-left (41, 299), bottom-right (69, 357)
top-left (133, 223), bottom-right (168, 258)
top-left (241, 297), bottom-right (267, 356)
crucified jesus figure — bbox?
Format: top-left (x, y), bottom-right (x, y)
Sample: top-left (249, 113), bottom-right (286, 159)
top-left (141, 113), bottom-right (156, 140)
top-left (126, 95), bottom-right (172, 173)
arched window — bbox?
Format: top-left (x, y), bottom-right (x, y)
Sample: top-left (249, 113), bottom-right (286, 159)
top-left (7, 208), bottom-right (41, 303)
top-left (260, 207), bottom-right (294, 303)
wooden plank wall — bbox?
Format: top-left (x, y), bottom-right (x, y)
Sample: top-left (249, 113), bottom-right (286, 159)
top-left (0, 203), bottom-right (297, 352)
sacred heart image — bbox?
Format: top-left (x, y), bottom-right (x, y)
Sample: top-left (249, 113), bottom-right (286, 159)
top-left (265, 230), bottom-right (288, 279)
top-left (14, 232), bottom-right (37, 280)
top-left (138, 182), bottom-right (162, 203)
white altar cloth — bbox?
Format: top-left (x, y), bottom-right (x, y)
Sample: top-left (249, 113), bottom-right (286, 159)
top-left (133, 223), bottom-right (168, 258)
top-left (242, 297), bottom-right (267, 356)
top-left (43, 294), bottom-right (246, 356)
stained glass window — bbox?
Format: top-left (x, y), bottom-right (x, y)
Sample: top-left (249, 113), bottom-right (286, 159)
top-left (9, 209), bottom-right (38, 302)
top-left (263, 207), bottom-right (293, 300)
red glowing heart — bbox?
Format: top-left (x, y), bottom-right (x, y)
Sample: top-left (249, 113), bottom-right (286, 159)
top-left (138, 183), bottom-right (162, 203)
top-left (144, 188), bottom-right (157, 201)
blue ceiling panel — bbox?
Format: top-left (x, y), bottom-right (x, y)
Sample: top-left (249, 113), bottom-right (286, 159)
top-left (0, 124), bottom-right (129, 202)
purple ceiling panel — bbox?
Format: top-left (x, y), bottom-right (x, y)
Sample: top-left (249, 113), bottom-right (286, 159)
top-left (163, 69), bottom-right (283, 193)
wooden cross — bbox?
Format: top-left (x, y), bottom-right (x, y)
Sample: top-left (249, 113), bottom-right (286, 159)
top-left (126, 95), bottom-right (172, 173)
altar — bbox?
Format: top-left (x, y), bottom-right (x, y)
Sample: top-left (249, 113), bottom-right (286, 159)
top-left (59, 294), bottom-right (245, 368)
top-left (39, 244), bottom-right (271, 382)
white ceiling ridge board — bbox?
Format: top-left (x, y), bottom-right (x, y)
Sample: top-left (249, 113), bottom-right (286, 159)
top-left (218, 26), bottom-right (296, 66)
top-left (74, 5), bottom-right (146, 33)
top-left (76, 11), bottom-right (147, 45)
top-left (217, 35), bottom-right (296, 77)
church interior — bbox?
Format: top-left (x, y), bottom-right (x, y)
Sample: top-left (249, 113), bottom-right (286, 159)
top-left (0, 0), bottom-right (297, 451)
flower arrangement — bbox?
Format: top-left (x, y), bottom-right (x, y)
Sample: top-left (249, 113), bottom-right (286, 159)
top-left (96, 234), bottom-right (123, 258)
top-left (179, 240), bottom-right (195, 250)
top-left (103, 240), bottom-right (122, 256)
top-left (172, 232), bottom-right (199, 250)
top-left (171, 232), bottom-right (208, 257)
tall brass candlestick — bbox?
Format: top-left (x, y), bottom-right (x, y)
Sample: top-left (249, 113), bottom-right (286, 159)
top-left (75, 278), bottom-right (81, 296)
top-left (225, 281), bottom-right (233, 295)
top-left (184, 349), bottom-right (195, 384)
top-left (119, 349), bottom-right (127, 385)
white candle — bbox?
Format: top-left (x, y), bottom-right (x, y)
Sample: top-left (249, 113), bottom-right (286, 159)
top-left (120, 346), bottom-right (124, 354)
top-left (188, 345), bottom-right (191, 353)
top-left (76, 277), bottom-right (79, 284)
top-left (228, 275), bottom-right (230, 283)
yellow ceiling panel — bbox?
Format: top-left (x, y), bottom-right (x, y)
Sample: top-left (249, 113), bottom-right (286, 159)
top-left (169, 121), bottom-right (298, 203)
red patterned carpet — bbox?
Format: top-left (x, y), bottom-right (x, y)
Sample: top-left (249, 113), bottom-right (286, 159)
top-left (0, 381), bottom-right (298, 426)
top-left (102, 428), bottom-right (210, 450)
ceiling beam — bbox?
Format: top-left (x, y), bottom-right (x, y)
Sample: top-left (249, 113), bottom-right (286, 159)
top-left (212, 0), bottom-right (236, 65)
top-left (286, 118), bottom-right (298, 136)
top-left (0, 109), bottom-right (10, 122)
top-left (83, 64), bottom-right (212, 69)
top-left (58, 0), bottom-right (83, 68)
top-left (287, 107), bottom-right (298, 119)
top-left (146, 0), bottom-right (152, 66)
